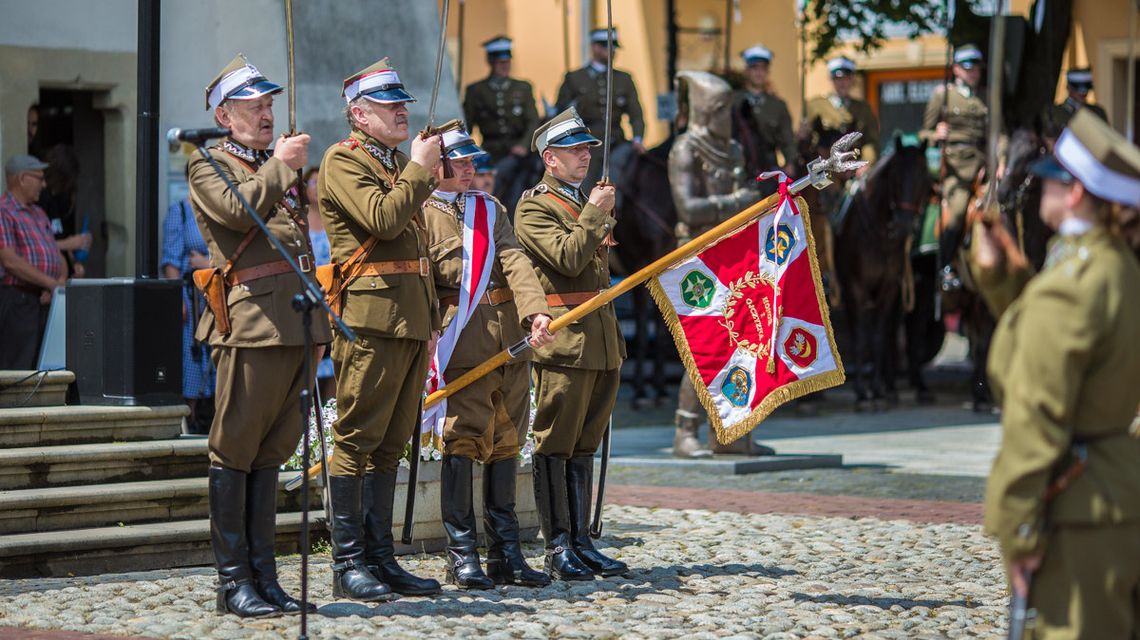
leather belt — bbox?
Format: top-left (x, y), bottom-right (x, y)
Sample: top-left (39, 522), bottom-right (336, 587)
top-left (226, 257), bottom-right (311, 286)
top-left (357, 257), bottom-right (431, 278)
top-left (439, 288), bottom-right (514, 307)
top-left (546, 290), bottom-right (602, 307)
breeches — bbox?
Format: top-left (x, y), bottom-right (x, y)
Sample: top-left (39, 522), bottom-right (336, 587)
top-left (328, 333), bottom-right (429, 477)
top-left (208, 345), bottom-right (308, 472)
top-left (441, 362), bottom-right (530, 463)
top-left (531, 363), bottom-right (620, 458)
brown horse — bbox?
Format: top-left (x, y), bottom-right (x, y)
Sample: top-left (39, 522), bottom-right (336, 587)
top-left (835, 135), bottom-right (932, 410)
top-left (613, 136), bottom-right (679, 407)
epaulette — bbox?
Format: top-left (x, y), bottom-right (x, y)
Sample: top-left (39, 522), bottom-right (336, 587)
top-left (520, 182), bottom-right (549, 200)
top-left (339, 137), bottom-right (360, 150)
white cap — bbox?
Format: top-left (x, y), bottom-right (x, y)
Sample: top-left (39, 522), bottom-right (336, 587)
top-left (827, 57), bottom-right (856, 75)
top-left (741, 45), bottom-right (772, 65)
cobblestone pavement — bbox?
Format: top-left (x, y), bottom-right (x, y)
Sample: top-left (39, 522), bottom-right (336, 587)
top-left (0, 502), bottom-right (1007, 639)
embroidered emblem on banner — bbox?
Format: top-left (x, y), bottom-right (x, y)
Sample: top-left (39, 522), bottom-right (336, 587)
top-left (784, 327), bottom-right (818, 368)
top-left (680, 271), bottom-right (715, 309)
top-left (722, 366), bottom-right (752, 407)
top-left (764, 223), bottom-right (796, 265)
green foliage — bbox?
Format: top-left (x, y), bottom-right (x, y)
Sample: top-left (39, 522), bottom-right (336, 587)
top-left (802, 0), bottom-right (956, 62)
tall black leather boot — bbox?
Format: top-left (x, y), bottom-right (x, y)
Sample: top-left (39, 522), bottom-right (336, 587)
top-left (208, 465), bottom-right (280, 617)
top-left (328, 474), bottom-right (395, 602)
top-left (483, 457), bottom-right (550, 587)
top-left (246, 467), bottom-right (316, 614)
top-left (567, 456), bottom-right (628, 577)
top-left (532, 454), bottom-right (593, 581)
top-left (440, 455), bottom-right (494, 590)
top-left (363, 471), bottom-right (442, 596)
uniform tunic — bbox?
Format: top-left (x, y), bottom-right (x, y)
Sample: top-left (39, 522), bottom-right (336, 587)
top-left (556, 64), bottom-right (646, 192)
top-left (733, 89), bottom-right (797, 181)
top-left (463, 76), bottom-right (540, 161)
top-left (187, 139), bottom-right (332, 472)
top-left (979, 226), bottom-right (1140, 639)
top-left (803, 94), bottom-right (880, 164)
top-left (514, 173), bottom-right (626, 457)
top-left (318, 130), bottom-right (441, 476)
top-left (423, 191), bottom-right (548, 462)
top-left (920, 81), bottom-right (988, 240)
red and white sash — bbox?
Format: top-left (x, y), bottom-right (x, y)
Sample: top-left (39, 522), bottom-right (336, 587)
top-left (421, 191), bottom-right (497, 448)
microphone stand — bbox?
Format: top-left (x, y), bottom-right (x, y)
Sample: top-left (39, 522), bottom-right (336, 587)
top-left (195, 141), bottom-right (355, 637)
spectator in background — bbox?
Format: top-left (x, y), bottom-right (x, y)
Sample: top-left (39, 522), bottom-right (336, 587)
top-left (304, 167), bottom-right (335, 401)
top-left (39, 145), bottom-right (91, 278)
top-left (0, 154), bottom-right (66, 369)
top-left (161, 167), bottom-right (215, 435)
top-left (27, 105), bottom-right (43, 158)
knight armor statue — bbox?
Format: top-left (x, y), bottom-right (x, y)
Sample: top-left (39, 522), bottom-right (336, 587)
top-left (667, 71), bottom-right (773, 459)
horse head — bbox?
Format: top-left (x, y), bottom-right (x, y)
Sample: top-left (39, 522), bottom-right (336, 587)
top-left (866, 132), bottom-right (931, 243)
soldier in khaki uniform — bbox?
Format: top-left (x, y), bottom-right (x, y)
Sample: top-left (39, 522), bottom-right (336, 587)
top-left (920, 44), bottom-right (991, 291)
top-left (555, 28), bottom-right (645, 194)
top-left (463, 36), bottom-right (540, 206)
top-left (733, 45), bottom-right (797, 191)
top-left (973, 110), bottom-right (1140, 638)
top-left (514, 107), bottom-right (628, 581)
top-left (1040, 67), bottom-right (1109, 150)
top-left (802, 56), bottom-right (879, 166)
top-left (317, 58), bottom-right (443, 602)
top-left (422, 126), bottom-right (553, 590)
top-left (188, 55), bottom-right (330, 617)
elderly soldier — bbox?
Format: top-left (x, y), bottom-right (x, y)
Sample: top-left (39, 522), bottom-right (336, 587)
top-left (514, 107), bottom-right (628, 581)
top-left (422, 127), bottom-right (554, 590)
top-left (973, 110), bottom-right (1140, 639)
top-left (668, 71), bottom-right (772, 459)
top-left (187, 54), bottom-right (330, 617)
top-left (556, 28), bottom-right (645, 193)
top-left (318, 58), bottom-right (443, 602)
top-left (734, 45), bottom-right (797, 189)
top-left (920, 44), bottom-right (990, 292)
top-left (463, 36), bottom-right (540, 207)
top-left (1041, 67), bottom-right (1109, 149)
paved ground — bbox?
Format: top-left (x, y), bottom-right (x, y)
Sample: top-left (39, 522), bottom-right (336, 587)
top-left (0, 347), bottom-right (1016, 639)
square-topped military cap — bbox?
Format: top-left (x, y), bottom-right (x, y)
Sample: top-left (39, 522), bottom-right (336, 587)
top-left (1049, 109), bottom-right (1140, 205)
top-left (442, 123), bottom-right (485, 159)
top-left (827, 56), bottom-right (856, 77)
top-left (531, 107), bottom-right (601, 154)
top-left (953, 44), bottom-right (984, 69)
top-left (483, 36), bottom-right (513, 60)
top-left (741, 45), bottom-right (772, 66)
top-left (1066, 67), bottom-right (1094, 92)
top-left (205, 54), bottom-right (283, 111)
top-left (343, 58), bottom-right (416, 104)
top-left (590, 28), bottom-right (620, 48)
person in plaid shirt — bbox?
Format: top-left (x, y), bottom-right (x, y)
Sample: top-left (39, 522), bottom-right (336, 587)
top-left (0, 154), bottom-right (66, 369)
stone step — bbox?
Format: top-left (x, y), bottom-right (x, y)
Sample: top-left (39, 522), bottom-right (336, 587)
top-left (0, 370), bottom-right (74, 408)
top-left (0, 473), bottom-right (316, 535)
top-left (0, 404), bottom-right (187, 447)
top-left (0, 511), bottom-right (325, 579)
top-left (0, 437), bottom-right (210, 490)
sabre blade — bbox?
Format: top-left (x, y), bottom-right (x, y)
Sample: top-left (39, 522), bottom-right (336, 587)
top-left (426, 0), bottom-right (451, 130)
top-left (601, 0), bottom-right (614, 183)
top-left (285, 0), bottom-right (297, 133)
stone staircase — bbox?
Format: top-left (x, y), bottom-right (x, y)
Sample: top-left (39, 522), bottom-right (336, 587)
top-left (0, 370), bottom-right (325, 578)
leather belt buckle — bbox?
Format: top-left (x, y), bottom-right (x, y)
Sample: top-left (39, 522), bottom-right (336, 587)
top-left (419, 256), bottom-right (430, 277)
top-left (298, 254), bottom-right (313, 273)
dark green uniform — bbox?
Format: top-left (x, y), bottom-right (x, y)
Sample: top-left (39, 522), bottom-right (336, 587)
top-left (803, 94), bottom-right (880, 163)
top-left (978, 228), bottom-right (1140, 639)
top-left (318, 130), bottom-right (441, 477)
top-left (188, 139), bottom-right (332, 472)
top-left (463, 77), bottom-right (540, 162)
top-left (514, 173), bottom-right (625, 456)
top-left (556, 64), bottom-right (645, 192)
top-left (734, 89), bottom-right (797, 181)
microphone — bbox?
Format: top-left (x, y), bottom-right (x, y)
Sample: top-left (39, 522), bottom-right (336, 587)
top-left (166, 127), bottom-right (231, 145)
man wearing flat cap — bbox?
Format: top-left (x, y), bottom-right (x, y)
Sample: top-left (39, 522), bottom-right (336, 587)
top-left (463, 36), bottom-right (540, 207)
top-left (555, 27), bottom-right (645, 194)
top-left (421, 126), bottom-right (553, 590)
top-left (1041, 67), bottom-right (1109, 150)
top-left (973, 109), bottom-right (1140, 639)
top-left (317, 57), bottom-right (443, 602)
top-left (921, 43), bottom-right (995, 294)
top-left (514, 107), bottom-right (628, 582)
top-left (733, 44), bottom-right (797, 192)
top-left (187, 53), bottom-right (330, 618)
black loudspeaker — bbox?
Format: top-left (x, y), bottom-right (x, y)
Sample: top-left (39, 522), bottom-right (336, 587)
top-left (66, 278), bottom-right (183, 406)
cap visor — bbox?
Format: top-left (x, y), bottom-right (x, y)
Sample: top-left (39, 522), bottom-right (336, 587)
top-left (550, 132), bottom-right (602, 148)
top-left (958, 61), bottom-right (980, 69)
top-left (362, 87), bottom-right (417, 103)
top-left (1029, 156), bottom-right (1074, 183)
top-left (228, 79), bottom-right (284, 100)
top-left (447, 142), bottom-right (486, 159)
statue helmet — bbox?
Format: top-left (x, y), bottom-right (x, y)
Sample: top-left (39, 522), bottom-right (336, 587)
top-left (674, 70), bottom-right (734, 136)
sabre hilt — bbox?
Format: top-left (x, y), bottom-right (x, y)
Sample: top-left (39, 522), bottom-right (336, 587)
top-left (420, 119), bottom-right (463, 180)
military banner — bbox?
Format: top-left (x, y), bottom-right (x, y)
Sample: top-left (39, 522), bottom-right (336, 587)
top-left (648, 182), bottom-right (844, 444)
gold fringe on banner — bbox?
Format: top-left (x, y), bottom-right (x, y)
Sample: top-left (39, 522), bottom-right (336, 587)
top-left (647, 196), bottom-right (845, 446)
